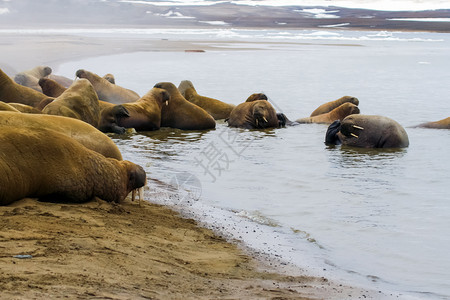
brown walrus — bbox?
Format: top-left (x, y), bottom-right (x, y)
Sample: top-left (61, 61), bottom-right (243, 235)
top-left (47, 74), bottom-right (73, 88)
top-left (14, 66), bottom-right (52, 92)
top-left (76, 69), bottom-right (140, 104)
top-left (154, 82), bottom-right (216, 130)
top-left (227, 100), bottom-right (279, 129)
top-left (0, 101), bottom-right (20, 112)
top-left (245, 93), bottom-right (268, 102)
top-left (103, 73), bottom-right (115, 84)
top-left (415, 117), bottom-right (450, 129)
top-left (0, 68), bottom-right (54, 108)
top-left (310, 96), bottom-right (359, 117)
top-left (42, 78), bottom-right (101, 128)
top-left (104, 87), bottom-right (170, 131)
top-left (5, 102), bottom-right (42, 114)
top-left (178, 80), bottom-right (235, 120)
top-left (325, 114), bottom-right (409, 148)
top-left (0, 126), bottom-right (146, 205)
top-left (0, 111), bottom-right (123, 160)
top-left (296, 103), bottom-right (360, 124)
top-left (39, 77), bottom-right (66, 98)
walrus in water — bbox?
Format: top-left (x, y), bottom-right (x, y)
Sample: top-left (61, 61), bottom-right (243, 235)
top-left (76, 69), bottom-right (140, 104)
top-left (0, 126), bottom-right (146, 205)
top-left (296, 103), bottom-right (360, 124)
top-left (227, 100), bottom-right (279, 129)
top-left (415, 117), bottom-right (450, 129)
top-left (42, 79), bottom-right (101, 128)
top-left (310, 96), bottom-right (359, 117)
top-left (0, 111), bottom-right (123, 160)
top-left (108, 87), bottom-right (170, 131)
top-left (154, 82), bottom-right (216, 130)
top-left (325, 114), bottom-right (409, 148)
top-left (0, 68), bottom-right (54, 108)
top-left (178, 80), bottom-right (235, 120)
top-left (14, 66), bottom-right (52, 92)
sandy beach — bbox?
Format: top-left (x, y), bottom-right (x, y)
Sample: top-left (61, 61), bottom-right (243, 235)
top-left (0, 33), bottom-right (401, 299)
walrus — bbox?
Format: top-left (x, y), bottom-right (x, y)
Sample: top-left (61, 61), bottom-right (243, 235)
top-left (245, 93), bottom-right (268, 102)
top-left (0, 126), bottom-right (146, 205)
top-left (0, 111), bottom-right (123, 160)
top-left (39, 77), bottom-right (66, 97)
top-left (415, 117), bottom-right (450, 129)
top-left (178, 80), bottom-right (235, 120)
top-left (0, 101), bottom-right (20, 112)
top-left (154, 82), bottom-right (216, 130)
top-left (103, 73), bottom-right (115, 84)
top-left (325, 114), bottom-right (409, 148)
top-left (310, 96), bottom-right (359, 117)
top-left (76, 69), bottom-right (140, 104)
top-left (5, 102), bottom-right (42, 114)
top-left (103, 87), bottom-right (170, 131)
top-left (14, 66), bottom-right (52, 92)
top-left (97, 101), bottom-right (130, 134)
top-left (296, 103), bottom-right (360, 124)
top-left (227, 100), bottom-right (279, 129)
top-left (47, 74), bottom-right (73, 88)
top-left (42, 78), bottom-right (101, 128)
top-left (1, 68), bottom-right (54, 108)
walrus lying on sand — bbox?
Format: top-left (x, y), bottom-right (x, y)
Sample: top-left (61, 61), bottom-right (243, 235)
top-left (310, 96), bottom-right (359, 117)
top-left (325, 114), bottom-right (409, 148)
top-left (0, 68), bottom-right (53, 108)
top-left (227, 100), bottom-right (279, 129)
top-left (42, 79), bottom-right (101, 128)
top-left (178, 80), bottom-right (235, 120)
top-left (14, 66), bottom-right (52, 92)
top-left (154, 82), bottom-right (216, 130)
top-left (296, 103), bottom-right (360, 124)
top-left (76, 69), bottom-right (140, 104)
top-left (0, 126), bottom-right (146, 205)
top-left (415, 117), bottom-right (450, 129)
top-left (0, 111), bottom-right (123, 160)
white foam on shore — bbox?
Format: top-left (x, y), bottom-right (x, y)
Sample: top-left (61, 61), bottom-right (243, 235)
top-left (388, 18), bottom-right (450, 22)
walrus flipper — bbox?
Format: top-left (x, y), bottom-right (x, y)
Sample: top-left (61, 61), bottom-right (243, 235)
top-left (325, 120), bottom-right (342, 145)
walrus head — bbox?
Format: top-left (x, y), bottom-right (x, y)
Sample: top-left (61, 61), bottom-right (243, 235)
top-left (325, 120), bottom-right (342, 145)
top-left (252, 101), bottom-right (273, 128)
top-left (75, 69), bottom-right (87, 79)
top-left (42, 66), bottom-right (52, 77)
top-left (246, 93), bottom-right (268, 102)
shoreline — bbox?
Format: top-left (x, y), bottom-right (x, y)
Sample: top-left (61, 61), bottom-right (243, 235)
top-left (1, 32), bottom-right (410, 299)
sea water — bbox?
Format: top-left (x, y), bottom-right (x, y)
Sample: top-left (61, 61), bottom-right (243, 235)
top-left (56, 29), bottom-right (450, 299)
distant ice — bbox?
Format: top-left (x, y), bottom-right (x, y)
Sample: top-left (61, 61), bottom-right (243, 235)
top-left (0, 8), bottom-right (10, 15)
top-left (295, 8), bottom-right (341, 19)
top-left (154, 10), bottom-right (196, 18)
top-left (199, 20), bottom-right (230, 25)
top-left (387, 18), bottom-right (450, 22)
top-left (318, 23), bottom-right (351, 28)
top-left (119, 0), bottom-right (450, 11)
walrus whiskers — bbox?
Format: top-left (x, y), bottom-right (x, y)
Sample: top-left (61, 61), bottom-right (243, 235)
top-left (350, 133), bottom-right (359, 138)
top-left (352, 125), bottom-right (364, 130)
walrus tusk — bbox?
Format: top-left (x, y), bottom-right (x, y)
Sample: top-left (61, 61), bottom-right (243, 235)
top-left (263, 117), bottom-right (268, 123)
top-left (131, 189), bottom-right (136, 201)
top-left (165, 101), bottom-right (169, 106)
top-left (350, 133), bottom-right (359, 138)
top-left (138, 187), bottom-right (144, 207)
top-left (256, 119), bottom-right (259, 126)
top-left (352, 125), bottom-right (364, 130)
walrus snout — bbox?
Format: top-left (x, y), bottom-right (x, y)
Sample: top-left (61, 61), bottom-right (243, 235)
top-left (325, 120), bottom-right (342, 145)
top-left (75, 69), bottom-right (86, 78)
top-left (128, 163), bottom-right (147, 190)
top-left (43, 66), bottom-right (52, 76)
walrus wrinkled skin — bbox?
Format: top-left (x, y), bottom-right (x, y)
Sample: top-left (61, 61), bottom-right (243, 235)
top-left (39, 77), bottom-right (66, 98)
top-left (227, 100), bottom-right (279, 129)
top-left (154, 82), bottom-right (216, 130)
top-left (325, 115), bottom-right (409, 148)
top-left (110, 87), bottom-right (170, 131)
top-left (42, 78), bottom-right (101, 127)
top-left (76, 69), bottom-right (140, 104)
top-left (245, 93), bottom-right (268, 102)
top-left (296, 103), bottom-right (360, 124)
top-left (416, 117), bottom-right (450, 129)
top-left (14, 66), bottom-right (52, 92)
top-left (0, 127), bottom-right (146, 205)
top-left (178, 80), bottom-right (235, 120)
top-left (0, 101), bottom-right (42, 114)
top-left (0, 111), bottom-right (123, 160)
top-left (310, 96), bottom-right (359, 117)
top-left (0, 68), bottom-right (54, 108)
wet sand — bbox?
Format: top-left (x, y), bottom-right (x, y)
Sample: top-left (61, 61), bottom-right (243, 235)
top-left (0, 33), bottom-right (395, 299)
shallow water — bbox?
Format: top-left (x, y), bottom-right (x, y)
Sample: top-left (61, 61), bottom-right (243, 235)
top-left (58, 29), bottom-right (450, 299)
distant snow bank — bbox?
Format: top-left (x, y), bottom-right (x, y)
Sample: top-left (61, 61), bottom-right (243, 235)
top-left (118, 0), bottom-right (450, 11)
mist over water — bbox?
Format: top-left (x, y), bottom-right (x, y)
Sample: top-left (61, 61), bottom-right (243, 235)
top-left (58, 29), bottom-right (450, 299)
